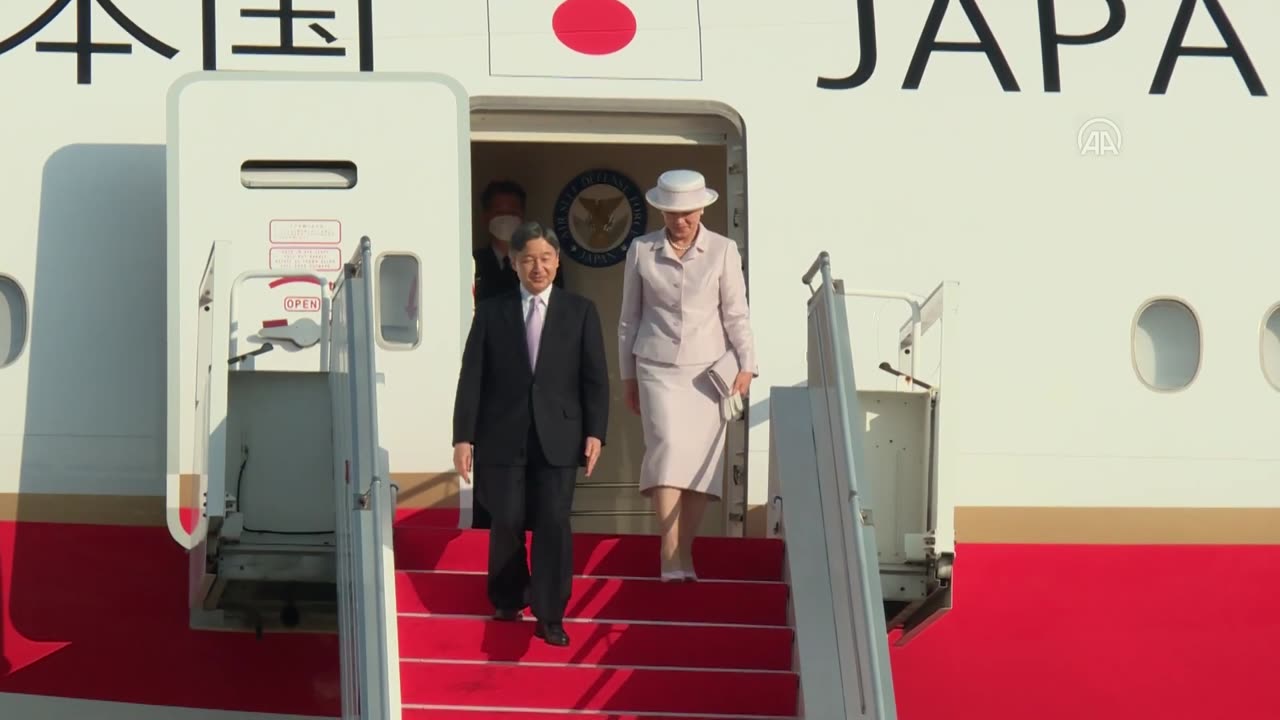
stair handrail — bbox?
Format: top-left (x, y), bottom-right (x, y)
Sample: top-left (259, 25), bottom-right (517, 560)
top-left (333, 237), bottom-right (401, 720)
top-left (227, 270), bottom-right (332, 372)
top-left (805, 257), bottom-right (925, 389)
top-left (840, 289), bottom-right (923, 389)
top-left (355, 237), bottom-right (399, 718)
top-left (802, 251), bottom-right (898, 718)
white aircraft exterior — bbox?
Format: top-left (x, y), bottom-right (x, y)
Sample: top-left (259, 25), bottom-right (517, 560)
top-left (0, 1), bottom-right (1277, 718)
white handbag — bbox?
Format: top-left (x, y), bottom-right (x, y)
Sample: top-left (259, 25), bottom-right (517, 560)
top-left (706, 351), bottom-right (746, 422)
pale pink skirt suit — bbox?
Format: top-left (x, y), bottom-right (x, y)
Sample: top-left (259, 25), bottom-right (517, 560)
top-left (617, 225), bottom-right (757, 498)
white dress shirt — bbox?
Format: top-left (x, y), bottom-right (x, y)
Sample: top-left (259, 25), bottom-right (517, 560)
top-left (520, 283), bottom-right (553, 326)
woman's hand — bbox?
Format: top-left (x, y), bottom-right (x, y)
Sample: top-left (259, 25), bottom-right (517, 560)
top-left (731, 370), bottom-right (753, 397)
top-left (624, 379), bottom-right (641, 415)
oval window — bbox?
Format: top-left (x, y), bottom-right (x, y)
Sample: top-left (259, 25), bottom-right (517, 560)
top-left (377, 253), bottom-right (421, 348)
top-left (1262, 304), bottom-right (1280, 390)
top-left (1132, 298), bottom-right (1201, 391)
top-left (0, 275), bottom-right (29, 368)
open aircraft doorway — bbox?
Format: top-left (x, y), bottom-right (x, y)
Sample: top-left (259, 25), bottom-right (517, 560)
top-left (466, 100), bottom-right (751, 539)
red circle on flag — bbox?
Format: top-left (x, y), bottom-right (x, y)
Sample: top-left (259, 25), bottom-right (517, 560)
top-left (552, 0), bottom-right (637, 56)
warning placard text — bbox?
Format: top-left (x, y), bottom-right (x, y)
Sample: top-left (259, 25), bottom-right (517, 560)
top-left (269, 246), bottom-right (342, 272)
top-left (270, 220), bottom-right (341, 245)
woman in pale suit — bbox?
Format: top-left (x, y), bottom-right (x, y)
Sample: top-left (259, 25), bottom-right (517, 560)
top-left (617, 169), bottom-right (757, 581)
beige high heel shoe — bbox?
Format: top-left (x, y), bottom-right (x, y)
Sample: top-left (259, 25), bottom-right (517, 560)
top-left (660, 552), bottom-right (683, 582)
top-left (679, 553), bottom-right (698, 582)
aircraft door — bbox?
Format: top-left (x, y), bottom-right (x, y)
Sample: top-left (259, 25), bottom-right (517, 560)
top-left (164, 71), bottom-right (473, 549)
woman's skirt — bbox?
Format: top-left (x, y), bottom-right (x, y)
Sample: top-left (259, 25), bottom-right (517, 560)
top-left (636, 357), bottom-right (727, 499)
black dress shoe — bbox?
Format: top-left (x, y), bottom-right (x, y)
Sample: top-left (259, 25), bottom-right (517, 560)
top-left (534, 621), bottom-right (569, 646)
top-left (493, 608), bottom-right (521, 621)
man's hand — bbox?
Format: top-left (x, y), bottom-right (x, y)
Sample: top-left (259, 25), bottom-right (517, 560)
top-left (584, 437), bottom-right (602, 477)
top-left (732, 370), bottom-right (754, 397)
top-left (452, 442), bottom-right (473, 484)
top-left (623, 379), bottom-right (641, 415)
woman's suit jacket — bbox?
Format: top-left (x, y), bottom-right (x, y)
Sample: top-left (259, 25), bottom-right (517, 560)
top-left (617, 224), bottom-right (757, 381)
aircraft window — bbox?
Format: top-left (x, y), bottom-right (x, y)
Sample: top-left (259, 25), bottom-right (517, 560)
top-left (0, 275), bottom-right (28, 368)
top-left (377, 253), bottom-right (421, 348)
top-left (1132, 298), bottom-right (1201, 392)
top-left (1262, 303), bottom-right (1280, 391)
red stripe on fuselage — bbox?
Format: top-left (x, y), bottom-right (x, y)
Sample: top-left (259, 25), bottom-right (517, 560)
top-left (1, 518), bottom-right (1276, 718)
top-left (889, 542), bottom-right (1278, 719)
top-left (0, 521), bottom-right (339, 715)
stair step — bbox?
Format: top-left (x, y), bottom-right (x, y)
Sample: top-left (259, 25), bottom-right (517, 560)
top-left (405, 709), bottom-right (796, 719)
top-left (396, 615), bottom-right (794, 670)
top-left (395, 508), bottom-right (459, 528)
top-left (571, 482), bottom-right (652, 513)
top-left (393, 527), bottom-right (785, 582)
top-left (400, 661), bottom-right (798, 716)
top-left (569, 512), bottom-right (720, 536)
top-left (395, 571), bottom-right (789, 626)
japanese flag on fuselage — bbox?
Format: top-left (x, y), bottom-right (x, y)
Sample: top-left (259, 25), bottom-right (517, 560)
top-left (487, 0), bottom-right (703, 81)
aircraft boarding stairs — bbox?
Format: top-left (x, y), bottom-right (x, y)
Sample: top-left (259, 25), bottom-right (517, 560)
top-left (180, 235), bottom-right (939, 718)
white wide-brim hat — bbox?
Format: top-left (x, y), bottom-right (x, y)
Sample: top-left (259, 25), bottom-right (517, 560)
top-left (645, 169), bottom-right (719, 213)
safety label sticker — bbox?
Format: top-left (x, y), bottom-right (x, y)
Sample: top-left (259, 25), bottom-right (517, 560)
top-left (269, 246), bottom-right (342, 272)
top-left (270, 220), bottom-right (341, 245)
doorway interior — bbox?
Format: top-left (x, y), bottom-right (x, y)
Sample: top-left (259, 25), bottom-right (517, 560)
top-left (467, 101), bottom-right (749, 537)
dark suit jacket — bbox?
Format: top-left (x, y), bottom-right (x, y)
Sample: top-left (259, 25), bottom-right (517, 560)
top-left (473, 246), bottom-right (564, 302)
top-left (452, 286), bottom-right (609, 468)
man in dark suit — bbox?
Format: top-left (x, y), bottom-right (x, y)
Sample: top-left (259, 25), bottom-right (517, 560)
top-left (452, 221), bottom-right (608, 647)
top-left (470, 180), bottom-right (565, 532)
top-left (473, 180), bottom-right (565, 303)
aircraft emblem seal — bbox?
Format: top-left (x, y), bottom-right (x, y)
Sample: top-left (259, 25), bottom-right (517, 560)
top-left (553, 168), bottom-right (648, 268)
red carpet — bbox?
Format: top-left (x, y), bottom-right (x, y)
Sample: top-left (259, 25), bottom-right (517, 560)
top-left (6, 515), bottom-right (1274, 717)
top-left (393, 526), bottom-right (798, 718)
top-left (407, 707), bottom-right (757, 712)
top-left (394, 525), bottom-right (786, 581)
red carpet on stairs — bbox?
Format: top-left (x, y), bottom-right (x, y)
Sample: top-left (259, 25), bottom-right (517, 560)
top-left (404, 707), bottom-right (773, 712)
top-left (393, 524), bottom-right (799, 718)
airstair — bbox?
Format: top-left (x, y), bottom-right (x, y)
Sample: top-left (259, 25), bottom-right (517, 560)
top-left (177, 237), bottom-right (400, 717)
top-left (162, 71), bottom-right (952, 719)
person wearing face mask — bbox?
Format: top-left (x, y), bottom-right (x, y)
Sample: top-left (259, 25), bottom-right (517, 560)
top-left (616, 169), bottom-right (758, 582)
top-left (470, 181), bottom-right (563, 532)
top-left (473, 180), bottom-right (565, 303)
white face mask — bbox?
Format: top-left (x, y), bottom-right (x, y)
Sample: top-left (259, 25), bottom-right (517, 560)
top-left (488, 214), bottom-right (521, 244)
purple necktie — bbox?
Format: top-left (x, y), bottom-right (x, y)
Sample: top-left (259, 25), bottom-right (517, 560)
top-left (526, 296), bottom-right (544, 370)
